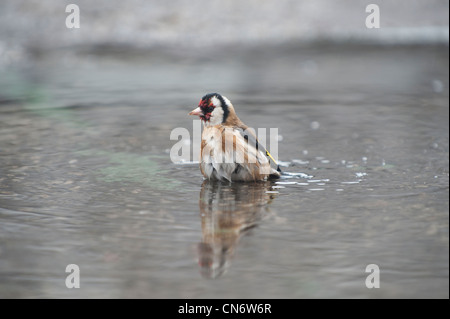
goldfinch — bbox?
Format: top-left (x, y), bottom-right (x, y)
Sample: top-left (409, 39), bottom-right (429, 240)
top-left (189, 93), bottom-right (281, 182)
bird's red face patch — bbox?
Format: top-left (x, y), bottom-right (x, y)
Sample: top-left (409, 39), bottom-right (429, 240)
top-left (198, 98), bottom-right (215, 122)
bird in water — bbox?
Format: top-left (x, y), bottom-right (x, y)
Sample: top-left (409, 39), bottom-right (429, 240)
top-left (189, 93), bottom-right (281, 182)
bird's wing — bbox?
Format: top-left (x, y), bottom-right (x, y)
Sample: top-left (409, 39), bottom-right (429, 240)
top-left (222, 127), bottom-right (272, 179)
top-left (234, 127), bottom-right (282, 174)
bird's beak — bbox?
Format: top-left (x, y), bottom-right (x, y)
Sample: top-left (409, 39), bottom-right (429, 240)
top-left (189, 107), bottom-right (203, 116)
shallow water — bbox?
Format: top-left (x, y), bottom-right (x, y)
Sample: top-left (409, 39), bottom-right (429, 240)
top-left (0, 45), bottom-right (448, 298)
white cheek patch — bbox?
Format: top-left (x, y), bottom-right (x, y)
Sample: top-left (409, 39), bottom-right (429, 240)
top-left (204, 95), bottom-right (230, 126)
top-left (210, 96), bottom-right (221, 107)
top-left (209, 106), bottom-right (224, 126)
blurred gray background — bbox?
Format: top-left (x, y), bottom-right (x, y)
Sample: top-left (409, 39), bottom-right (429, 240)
top-left (0, 0), bottom-right (448, 299)
top-left (0, 0), bottom-right (448, 65)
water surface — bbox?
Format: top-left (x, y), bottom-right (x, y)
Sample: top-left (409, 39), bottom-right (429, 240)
top-left (0, 45), bottom-right (448, 298)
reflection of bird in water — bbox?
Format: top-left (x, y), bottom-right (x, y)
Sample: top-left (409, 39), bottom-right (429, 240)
top-left (197, 180), bottom-right (277, 278)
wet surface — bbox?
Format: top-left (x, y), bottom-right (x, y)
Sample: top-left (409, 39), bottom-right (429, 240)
top-left (0, 45), bottom-right (448, 298)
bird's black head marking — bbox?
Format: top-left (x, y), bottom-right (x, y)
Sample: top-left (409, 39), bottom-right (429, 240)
top-left (199, 93), bottom-right (230, 123)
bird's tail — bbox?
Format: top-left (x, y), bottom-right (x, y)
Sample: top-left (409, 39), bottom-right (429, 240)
top-left (266, 150), bottom-right (282, 179)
